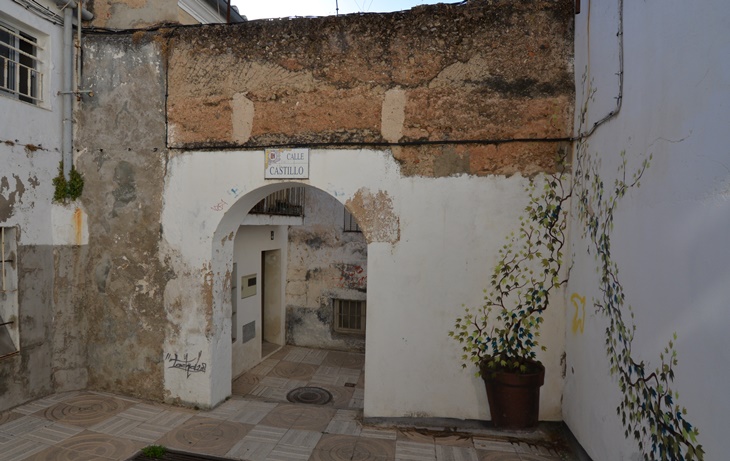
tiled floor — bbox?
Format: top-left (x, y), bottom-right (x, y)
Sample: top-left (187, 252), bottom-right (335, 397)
top-left (232, 346), bottom-right (364, 410)
top-left (0, 346), bottom-right (583, 461)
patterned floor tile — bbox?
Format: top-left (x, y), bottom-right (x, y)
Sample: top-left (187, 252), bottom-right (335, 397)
top-left (473, 438), bottom-right (517, 453)
top-left (116, 404), bottom-right (164, 422)
top-left (259, 405), bottom-right (305, 429)
top-left (266, 444), bottom-right (312, 461)
top-left (434, 434), bottom-right (473, 448)
top-left (232, 373), bottom-right (261, 395)
top-left (36, 395), bottom-right (134, 428)
top-left (311, 434), bottom-right (359, 461)
top-left (0, 412), bottom-right (22, 426)
top-left (227, 439), bottom-right (276, 461)
top-left (0, 436), bottom-right (50, 461)
top-left (300, 349), bottom-right (329, 365)
top-left (476, 450), bottom-right (523, 461)
top-left (435, 444), bottom-right (479, 461)
top-left (54, 430), bottom-right (145, 460)
top-left (291, 407), bottom-right (335, 432)
top-left (396, 440), bottom-right (437, 460)
top-left (19, 446), bottom-right (98, 461)
top-left (0, 415), bottom-right (52, 436)
top-left (397, 429), bottom-right (435, 444)
top-left (231, 401), bottom-right (278, 425)
top-left (22, 422), bottom-right (85, 444)
top-left (244, 425), bottom-right (288, 444)
top-left (278, 429), bottom-right (322, 449)
top-left (354, 436), bottom-right (396, 459)
top-left (145, 409), bottom-right (194, 429)
top-left (325, 419), bottom-right (362, 436)
top-left (322, 352), bottom-right (364, 370)
top-left (283, 349), bottom-right (310, 363)
top-left (360, 427), bottom-right (396, 440)
top-left (270, 362), bottom-right (317, 381)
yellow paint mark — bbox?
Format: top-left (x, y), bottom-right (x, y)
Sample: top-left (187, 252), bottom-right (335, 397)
top-left (73, 207), bottom-right (83, 246)
top-left (571, 293), bottom-right (586, 335)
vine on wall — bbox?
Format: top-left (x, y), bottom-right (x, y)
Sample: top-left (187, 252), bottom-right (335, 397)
top-left (574, 79), bottom-right (704, 460)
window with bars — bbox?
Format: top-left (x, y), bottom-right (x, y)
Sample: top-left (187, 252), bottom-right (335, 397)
top-left (0, 227), bottom-right (19, 358)
top-left (333, 299), bottom-right (366, 334)
top-left (249, 187), bottom-right (305, 217)
top-left (0, 21), bottom-right (42, 105)
top-left (343, 208), bottom-right (361, 232)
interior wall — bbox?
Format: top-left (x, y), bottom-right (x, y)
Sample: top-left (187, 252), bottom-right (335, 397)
top-left (286, 187), bottom-right (368, 352)
top-left (564, 0), bottom-right (730, 459)
top-left (231, 225), bottom-right (287, 378)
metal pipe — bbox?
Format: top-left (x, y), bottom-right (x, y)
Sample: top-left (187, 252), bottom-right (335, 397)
top-left (62, 5), bottom-right (73, 180)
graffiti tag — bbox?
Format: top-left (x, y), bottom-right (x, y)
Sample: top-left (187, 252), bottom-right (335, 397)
top-left (571, 293), bottom-right (586, 334)
top-left (165, 351), bottom-right (207, 378)
top-left (211, 199), bottom-right (228, 211)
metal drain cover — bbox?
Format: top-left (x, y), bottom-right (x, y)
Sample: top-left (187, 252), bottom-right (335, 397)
top-left (286, 386), bottom-right (333, 405)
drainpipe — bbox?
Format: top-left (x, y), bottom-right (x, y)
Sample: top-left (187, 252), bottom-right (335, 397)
top-left (54, 1), bottom-right (93, 180)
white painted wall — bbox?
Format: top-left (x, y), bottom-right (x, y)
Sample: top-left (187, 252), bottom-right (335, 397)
top-left (565, 1), bottom-right (730, 459)
top-left (231, 224), bottom-right (287, 378)
top-left (0, 0), bottom-right (64, 245)
top-left (161, 148), bottom-right (566, 419)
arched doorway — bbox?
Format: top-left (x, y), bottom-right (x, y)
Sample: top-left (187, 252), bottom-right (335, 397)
top-left (228, 184), bottom-right (368, 408)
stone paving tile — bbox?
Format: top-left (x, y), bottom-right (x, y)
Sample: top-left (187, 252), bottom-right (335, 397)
top-left (283, 348), bottom-right (309, 363)
top-left (227, 439), bottom-right (276, 461)
top-left (473, 438), bottom-right (517, 453)
top-left (0, 415), bottom-right (52, 436)
top-left (231, 401), bottom-right (278, 425)
top-left (291, 407), bottom-right (335, 432)
top-left (0, 437), bottom-right (51, 461)
top-left (324, 419), bottom-right (362, 436)
top-left (397, 429), bottom-right (436, 444)
top-left (11, 399), bottom-right (59, 416)
top-left (54, 430), bottom-right (145, 460)
top-left (311, 434), bottom-right (359, 461)
top-left (360, 427), bottom-right (397, 440)
top-left (434, 434), bottom-right (474, 448)
top-left (22, 421), bottom-right (85, 444)
top-left (301, 349), bottom-right (329, 365)
top-left (145, 409), bottom-right (194, 429)
top-left (116, 403), bottom-right (164, 422)
top-left (278, 429), bottom-right (322, 449)
top-left (436, 444), bottom-right (480, 461)
top-left (89, 415), bottom-right (143, 437)
top-left (266, 443), bottom-right (313, 461)
top-left (20, 445), bottom-right (99, 461)
top-left (396, 440), bottom-right (437, 460)
top-left (259, 405), bottom-right (305, 429)
top-left (355, 436), bottom-right (396, 459)
top-left (245, 425), bottom-right (288, 444)
top-left (476, 450), bottom-right (523, 461)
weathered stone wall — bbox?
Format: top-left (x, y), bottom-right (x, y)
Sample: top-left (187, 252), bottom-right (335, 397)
top-left (85, 0), bottom-right (179, 29)
top-left (74, 34), bottom-right (169, 400)
top-left (166, 0), bottom-right (574, 177)
top-left (286, 188), bottom-right (367, 352)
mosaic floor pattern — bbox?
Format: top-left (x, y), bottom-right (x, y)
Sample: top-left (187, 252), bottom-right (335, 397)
top-left (0, 347), bottom-right (580, 461)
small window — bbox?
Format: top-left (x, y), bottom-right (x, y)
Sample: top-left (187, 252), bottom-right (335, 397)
top-left (0, 21), bottom-right (43, 105)
top-left (333, 299), bottom-right (366, 334)
top-left (343, 208), bottom-right (361, 233)
top-left (0, 227), bottom-right (19, 358)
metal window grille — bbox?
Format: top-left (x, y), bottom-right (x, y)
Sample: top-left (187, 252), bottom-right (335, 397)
top-left (334, 299), bottom-right (366, 334)
top-left (343, 208), bottom-right (361, 232)
top-left (0, 22), bottom-right (42, 104)
top-left (249, 187), bottom-right (305, 217)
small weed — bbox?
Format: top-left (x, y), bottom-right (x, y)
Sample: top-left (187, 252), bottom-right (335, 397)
top-left (141, 445), bottom-right (167, 459)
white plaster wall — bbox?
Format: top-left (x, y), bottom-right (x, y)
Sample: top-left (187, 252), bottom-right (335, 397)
top-left (161, 148), bottom-right (565, 419)
top-left (231, 225), bottom-right (287, 378)
top-left (565, 1), bottom-right (730, 459)
top-left (0, 0), bottom-right (64, 244)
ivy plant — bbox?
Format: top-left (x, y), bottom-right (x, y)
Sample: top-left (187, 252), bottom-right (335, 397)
top-left (449, 156), bottom-right (570, 374)
top-left (52, 161), bottom-right (84, 203)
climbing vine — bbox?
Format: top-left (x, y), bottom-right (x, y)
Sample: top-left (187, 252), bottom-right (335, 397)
top-left (573, 78), bottom-right (704, 460)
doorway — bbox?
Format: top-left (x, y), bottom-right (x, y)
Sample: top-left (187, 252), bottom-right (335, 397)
top-left (261, 249), bottom-right (282, 357)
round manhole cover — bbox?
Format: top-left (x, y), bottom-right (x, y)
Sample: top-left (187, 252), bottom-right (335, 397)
top-left (286, 386), bottom-right (333, 405)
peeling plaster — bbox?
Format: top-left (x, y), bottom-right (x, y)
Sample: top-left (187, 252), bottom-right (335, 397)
top-left (346, 188), bottom-right (400, 244)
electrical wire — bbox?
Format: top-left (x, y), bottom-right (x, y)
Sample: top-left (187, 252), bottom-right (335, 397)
top-left (10, 0), bottom-right (64, 25)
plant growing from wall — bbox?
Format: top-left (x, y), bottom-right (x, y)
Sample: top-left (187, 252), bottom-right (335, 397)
top-left (449, 156), bottom-right (570, 374)
top-left (52, 161), bottom-right (84, 203)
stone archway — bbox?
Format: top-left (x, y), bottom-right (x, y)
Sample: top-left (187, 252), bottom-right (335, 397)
top-left (159, 149), bottom-right (401, 409)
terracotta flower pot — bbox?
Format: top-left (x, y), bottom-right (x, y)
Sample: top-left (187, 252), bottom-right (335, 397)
top-left (481, 359), bottom-right (545, 429)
